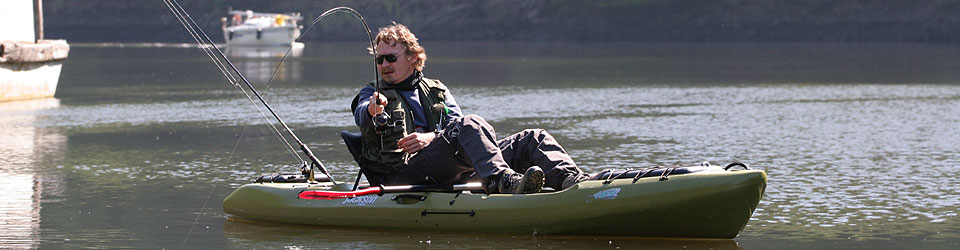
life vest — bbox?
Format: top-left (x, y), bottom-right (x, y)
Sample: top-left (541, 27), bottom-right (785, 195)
top-left (351, 75), bottom-right (449, 174)
top-left (232, 14), bottom-right (242, 25)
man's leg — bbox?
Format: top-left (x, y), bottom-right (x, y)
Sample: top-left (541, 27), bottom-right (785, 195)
top-left (383, 131), bottom-right (474, 186)
top-left (498, 129), bottom-right (588, 190)
top-left (448, 115), bottom-right (510, 185)
top-left (448, 115), bottom-right (542, 193)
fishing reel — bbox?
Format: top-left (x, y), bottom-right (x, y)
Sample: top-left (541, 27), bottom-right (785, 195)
top-left (374, 112), bottom-right (392, 127)
top-left (374, 112), bottom-right (402, 130)
top-left (300, 161), bottom-right (316, 183)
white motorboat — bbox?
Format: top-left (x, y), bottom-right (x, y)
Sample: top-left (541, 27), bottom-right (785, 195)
top-left (221, 10), bottom-right (302, 46)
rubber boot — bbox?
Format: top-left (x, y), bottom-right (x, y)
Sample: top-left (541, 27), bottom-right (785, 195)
top-left (561, 173), bottom-right (591, 190)
top-left (499, 166), bottom-right (545, 194)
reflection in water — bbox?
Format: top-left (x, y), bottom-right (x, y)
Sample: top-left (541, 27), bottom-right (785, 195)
top-left (224, 43), bottom-right (304, 58)
top-left (0, 98), bottom-right (66, 249)
top-left (0, 98), bottom-right (67, 168)
top-left (223, 219), bottom-right (742, 249)
top-left (0, 174), bottom-right (41, 249)
top-left (225, 44), bottom-right (304, 84)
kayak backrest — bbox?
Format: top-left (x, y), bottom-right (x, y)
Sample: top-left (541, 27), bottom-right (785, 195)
top-left (340, 130), bottom-right (384, 186)
top-left (341, 130), bottom-right (364, 163)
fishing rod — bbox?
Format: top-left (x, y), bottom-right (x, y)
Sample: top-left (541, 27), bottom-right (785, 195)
top-left (166, 1), bottom-right (377, 184)
top-left (264, 7), bottom-right (382, 190)
top-left (264, 7), bottom-right (380, 93)
top-left (165, 1), bottom-right (302, 164)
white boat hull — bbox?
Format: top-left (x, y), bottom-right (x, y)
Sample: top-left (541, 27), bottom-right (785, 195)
top-left (223, 26), bottom-right (299, 46)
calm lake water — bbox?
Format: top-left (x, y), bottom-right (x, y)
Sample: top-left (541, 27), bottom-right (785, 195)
top-left (1, 42), bottom-right (959, 249)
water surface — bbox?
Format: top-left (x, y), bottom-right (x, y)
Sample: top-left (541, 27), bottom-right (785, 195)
top-left (1, 42), bottom-right (959, 249)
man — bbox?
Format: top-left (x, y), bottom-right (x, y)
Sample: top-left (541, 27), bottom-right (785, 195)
top-left (351, 22), bottom-right (589, 194)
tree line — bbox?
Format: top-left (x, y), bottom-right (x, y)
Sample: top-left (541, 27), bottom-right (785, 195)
top-left (42, 0), bottom-right (960, 43)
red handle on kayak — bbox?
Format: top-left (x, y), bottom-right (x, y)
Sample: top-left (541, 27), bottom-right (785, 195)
top-left (299, 186), bottom-right (384, 200)
top-left (298, 182), bottom-right (484, 200)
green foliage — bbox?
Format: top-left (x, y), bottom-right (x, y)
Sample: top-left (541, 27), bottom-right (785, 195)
top-left (38, 0), bottom-right (960, 43)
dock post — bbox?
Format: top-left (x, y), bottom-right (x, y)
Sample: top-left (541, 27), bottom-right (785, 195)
top-left (34, 0), bottom-right (43, 43)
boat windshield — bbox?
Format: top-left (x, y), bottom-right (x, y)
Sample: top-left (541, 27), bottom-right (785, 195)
top-left (241, 17), bottom-right (276, 27)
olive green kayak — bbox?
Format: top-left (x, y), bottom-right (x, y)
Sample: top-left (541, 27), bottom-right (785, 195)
top-left (222, 165), bottom-right (766, 239)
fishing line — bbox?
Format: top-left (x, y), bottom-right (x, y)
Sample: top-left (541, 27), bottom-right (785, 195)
top-left (165, 0), bottom-right (335, 181)
top-left (262, 7), bottom-right (380, 92)
top-left (257, 7), bottom-right (382, 190)
top-left (162, 1), bottom-right (344, 248)
top-left (248, 7), bottom-right (383, 174)
top-left (163, 2), bottom-right (234, 249)
top-left (163, 0), bottom-right (235, 85)
top-left (163, 0), bottom-right (305, 163)
top-left (163, 2), bottom-right (263, 249)
top-left (167, 1), bottom-right (381, 248)
top-left (188, 0), bottom-right (332, 181)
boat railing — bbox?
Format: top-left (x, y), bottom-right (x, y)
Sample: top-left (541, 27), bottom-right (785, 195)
top-left (227, 10), bottom-right (303, 21)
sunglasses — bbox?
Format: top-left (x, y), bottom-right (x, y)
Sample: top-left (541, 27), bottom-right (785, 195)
top-left (375, 54), bottom-right (399, 64)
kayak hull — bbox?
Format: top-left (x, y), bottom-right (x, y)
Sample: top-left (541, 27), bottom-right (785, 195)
top-left (222, 167), bottom-right (766, 238)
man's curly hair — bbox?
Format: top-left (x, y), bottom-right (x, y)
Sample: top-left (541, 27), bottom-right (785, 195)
top-left (369, 22), bottom-right (427, 71)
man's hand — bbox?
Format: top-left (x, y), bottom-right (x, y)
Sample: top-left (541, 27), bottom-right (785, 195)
top-left (367, 92), bottom-right (387, 116)
top-left (398, 132), bottom-right (436, 154)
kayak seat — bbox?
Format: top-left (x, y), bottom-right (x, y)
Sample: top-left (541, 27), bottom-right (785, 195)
top-left (340, 130), bottom-right (384, 187)
top-left (340, 130), bottom-right (364, 164)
